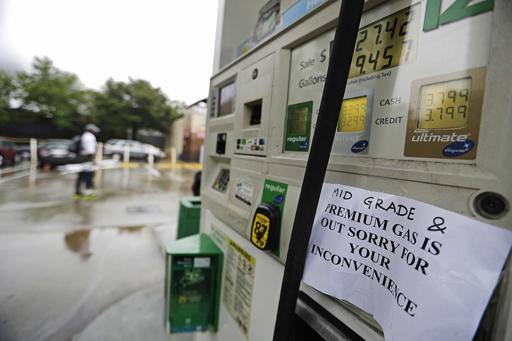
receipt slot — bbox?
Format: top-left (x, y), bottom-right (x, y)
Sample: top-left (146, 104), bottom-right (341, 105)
top-left (164, 234), bottom-right (223, 334)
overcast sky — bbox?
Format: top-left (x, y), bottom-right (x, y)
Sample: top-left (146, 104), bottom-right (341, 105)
top-left (0, 0), bottom-right (219, 105)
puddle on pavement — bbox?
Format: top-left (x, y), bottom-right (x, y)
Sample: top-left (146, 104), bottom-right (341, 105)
top-left (0, 200), bottom-right (63, 211)
top-left (126, 205), bottom-right (161, 214)
top-left (64, 230), bottom-right (92, 260)
top-left (117, 225), bottom-right (145, 233)
top-left (64, 225), bottom-right (145, 258)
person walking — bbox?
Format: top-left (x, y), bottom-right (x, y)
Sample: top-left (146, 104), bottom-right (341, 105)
top-left (74, 124), bottom-right (100, 199)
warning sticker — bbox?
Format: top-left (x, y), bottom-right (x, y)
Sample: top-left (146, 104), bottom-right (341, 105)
top-left (222, 238), bottom-right (255, 338)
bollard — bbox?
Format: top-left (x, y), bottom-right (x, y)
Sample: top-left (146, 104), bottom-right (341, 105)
top-left (171, 147), bottom-right (176, 165)
top-left (95, 142), bottom-right (104, 187)
top-left (96, 142), bottom-right (103, 162)
top-left (199, 144), bottom-right (204, 164)
top-left (148, 150), bottom-right (154, 168)
top-left (123, 144), bottom-right (130, 164)
top-left (30, 138), bottom-right (37, 166)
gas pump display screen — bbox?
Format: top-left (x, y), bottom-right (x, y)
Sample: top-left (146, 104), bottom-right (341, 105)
top-left (349, 3), bottom-right (420, 78)
top-left (405, 67), bottom-right (486, 160)
top-left (219, 82), bottom-right (235, 117)
top-left (289, 105), bottom-right (309, 135)
top-left (337, 96), bottom-right (367, 132)
top-left (418, 78), bottom-right (471, 129)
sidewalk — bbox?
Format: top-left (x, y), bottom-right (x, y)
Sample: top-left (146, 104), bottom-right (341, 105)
top-left (73, 221), bottom-right (189, 340)
top-left (74, 283), bottom-right (192, 341)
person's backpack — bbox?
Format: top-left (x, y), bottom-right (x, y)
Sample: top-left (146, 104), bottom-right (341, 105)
top-left (69, 135), bottom-right (82, 154)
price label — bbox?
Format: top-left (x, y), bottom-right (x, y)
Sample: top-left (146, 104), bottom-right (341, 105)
top-left (338, 96), bottom-right (367, 132)
top-left (251, 213), bottom-right (270, 249)
top-left (349, 3), bottom-right (420, 78)
top-left (418, 78), bottom-right (471, 129)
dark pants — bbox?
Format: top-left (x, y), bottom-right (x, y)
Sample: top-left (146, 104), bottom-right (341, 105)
top-left (75, 171), bottom-right (94, 194)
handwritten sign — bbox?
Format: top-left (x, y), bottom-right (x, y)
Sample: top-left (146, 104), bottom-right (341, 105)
top-left (303, 183), bottom-right (512, 341)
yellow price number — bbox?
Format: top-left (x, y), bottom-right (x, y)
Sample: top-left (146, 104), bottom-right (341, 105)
top-left (349, 4), bottom-right (420, 78)
top-left (338, 96), bottom-right (367, 132)
top-left (418, 78), bottom-right (471, 129)
top-left (251, 213), bottom-right (270, 249)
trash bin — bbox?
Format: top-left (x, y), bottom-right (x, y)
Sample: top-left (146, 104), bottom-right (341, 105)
top-left (177, 197), bottom-right (201, 239)
top-left (164, 233), bottom-right (223, 333)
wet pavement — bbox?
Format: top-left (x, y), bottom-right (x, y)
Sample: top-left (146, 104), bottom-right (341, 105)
top-left (0, 163), bottom-right (198, 341)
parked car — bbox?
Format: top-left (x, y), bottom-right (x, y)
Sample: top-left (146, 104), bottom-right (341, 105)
top-left (0, 138), bottom-right (17, 166)
top-left (103, 139), bottom-right (165, 161)
top-left (38, 140), bottom-right (76, 168)
top-left (15, 143), bottom-right (31, 160)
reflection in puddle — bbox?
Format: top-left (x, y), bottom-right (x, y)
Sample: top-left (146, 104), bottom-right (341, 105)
top-left (64, 230), bottom-right (92, 260)
top-left (118, 225), bottom-right (145, 233)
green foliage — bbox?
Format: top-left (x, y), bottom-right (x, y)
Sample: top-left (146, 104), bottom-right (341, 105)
top-left (0, 71), bottom-right (15, 124)
top-left (90, 78), bottom-right (184, 140)
top-left (0, 56), bottom-right (184, 139)
top-left (14, 57), bottom-right (86, 133)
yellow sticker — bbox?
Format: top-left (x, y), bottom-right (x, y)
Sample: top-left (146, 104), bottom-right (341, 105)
top-left (251, 213), bottom-right (270, 248)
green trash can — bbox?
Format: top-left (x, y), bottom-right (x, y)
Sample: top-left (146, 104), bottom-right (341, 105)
top-left (177, 197), bottom-right (201, 239)
top-left (164, 233), bottom-right (223, 333)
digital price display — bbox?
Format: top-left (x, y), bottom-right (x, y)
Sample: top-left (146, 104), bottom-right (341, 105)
top-left (332, 90), bottom-right (374, 155)
top-left (349, 3), bottom-right (420, 78)
top-left (405, 67), bottom-right (486, 160)
top-left (219, 82), bottom-right (235, 116)
top-left (338, 96), bottom-right (367, 132)
top-left (289, 105), bottom-right (309, 135)
top-left (418, 78), bottom-right (471, 129)
top-left (285, 101), bottom-right (312, 152)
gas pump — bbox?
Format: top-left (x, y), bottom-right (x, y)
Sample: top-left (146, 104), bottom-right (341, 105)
top-left (195, 0), bottom-right (512, 340)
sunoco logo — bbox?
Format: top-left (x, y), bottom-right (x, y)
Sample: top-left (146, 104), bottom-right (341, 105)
top-left (443, 140), bottom-right (474, 157)
top-left (351, 140), bottom-right (368, 153)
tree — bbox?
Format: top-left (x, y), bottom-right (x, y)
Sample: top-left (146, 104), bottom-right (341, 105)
top-left (14, 56), bottom-right (86, 134)
top-left (0, 71), bottom-right (15, 124)
top-left (90, 78), bottom-right (183, 140)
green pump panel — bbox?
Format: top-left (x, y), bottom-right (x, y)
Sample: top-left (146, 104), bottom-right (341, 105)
top-left (164, 233), bottom-right (223, 334)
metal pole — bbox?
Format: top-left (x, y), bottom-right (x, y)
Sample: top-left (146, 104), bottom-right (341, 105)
top-left (273, 1), bottom-right (364, 339)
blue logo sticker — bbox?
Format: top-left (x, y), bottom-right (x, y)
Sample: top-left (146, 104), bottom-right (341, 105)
top-left (351, 140), bottom-right (368, 153)
top-left (274, 195), bottom-right (284, 205)
top-left (443, 140), bottom-right (474, 157)
top-left (298, 141), bottom-right (309, 151)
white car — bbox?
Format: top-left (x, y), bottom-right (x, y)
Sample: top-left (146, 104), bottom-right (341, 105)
top-left (103, 139), bottom-right (166, 161)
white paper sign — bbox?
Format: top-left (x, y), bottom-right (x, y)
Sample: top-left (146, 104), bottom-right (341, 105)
top-left (303, 183), bottom-right (512, 341)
